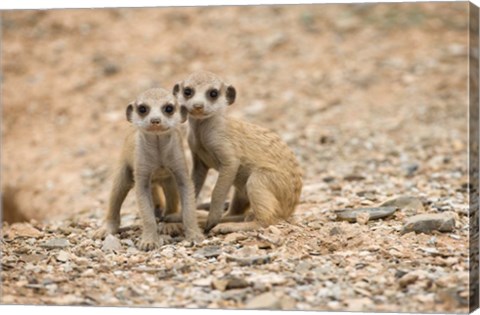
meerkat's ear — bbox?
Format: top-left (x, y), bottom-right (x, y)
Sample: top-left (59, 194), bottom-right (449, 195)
top-left (126, 103), bottom-right (134, 122)
top-left (180, 105), bottom-right (188, 123)
top-left (173, 82), bottom-right (182, 96)
top-left (226, 85), bottom-right (236, 105)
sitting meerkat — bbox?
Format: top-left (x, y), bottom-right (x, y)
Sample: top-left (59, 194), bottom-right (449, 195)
top-left (94, 88), bottom-right (204, 250)
top-left (171, 71), bottom-right (303, 234)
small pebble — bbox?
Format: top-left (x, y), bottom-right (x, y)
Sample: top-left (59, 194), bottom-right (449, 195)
top-left (245, 292), bottom-right (281, 309)
top-left (40, 238), bottom-right (71, 249)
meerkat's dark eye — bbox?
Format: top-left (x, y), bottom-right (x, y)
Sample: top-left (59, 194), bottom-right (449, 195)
top-left (164, 104), bottom-right (175, 114)
top-left (209, 89), bottom-right (219, 99)
top-left (183, 87), bottom-right (194, 98)
top-left (137, 105), bottom-right (148, 114)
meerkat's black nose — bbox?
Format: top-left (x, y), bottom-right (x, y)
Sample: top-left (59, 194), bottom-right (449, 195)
top-left (150, 118), bottom-right (161, 124)
top-left (193, 103), bottom-right (204, 110)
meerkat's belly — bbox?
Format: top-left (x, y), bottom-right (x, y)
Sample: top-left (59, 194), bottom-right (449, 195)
top-left (151, 167), bottom-right (172, 183)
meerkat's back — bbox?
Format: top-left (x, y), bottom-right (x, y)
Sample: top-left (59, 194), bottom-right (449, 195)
top-left (227, 118), bottom-right (303, 217)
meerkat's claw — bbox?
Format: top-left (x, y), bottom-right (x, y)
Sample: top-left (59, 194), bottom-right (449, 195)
top-left (93, 223), bottom-right (118, 239)
top-left (137, 233), bottom-right (164, 251)
top-left (204, 210), bottom-right (223, 233)
top-left (185, 228), bottom-right (205, 243)
top-left (159, 222), bottom-right (184, 236)
top-left (93, 228), bottom-right (107, 240)
top-left (204, 220), bottom-right (218, 234)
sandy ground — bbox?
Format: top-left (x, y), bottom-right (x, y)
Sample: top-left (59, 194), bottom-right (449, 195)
top-left (1, 3), bottom-right (473, 312)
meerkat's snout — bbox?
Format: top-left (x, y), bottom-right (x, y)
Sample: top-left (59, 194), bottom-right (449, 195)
top-left (150, 117), bottom-right (161, 124)
top-left (147, 116), bottom-right (168, 132)
top-left (191, 103), bottom-right (206, 117)
top-left (193, 103), bottom-right (204, 110)
top-left (148, 116), bottom-right (165, 129)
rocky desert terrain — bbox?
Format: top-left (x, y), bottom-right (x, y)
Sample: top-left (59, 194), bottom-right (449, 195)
top-left (1, 2), bottom-right (474, 312)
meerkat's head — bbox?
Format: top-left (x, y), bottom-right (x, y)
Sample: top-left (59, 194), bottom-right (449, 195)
top-left (126, 88), bottom-right (187, 134)
top-left (173, 71), bottom-right (236, 119)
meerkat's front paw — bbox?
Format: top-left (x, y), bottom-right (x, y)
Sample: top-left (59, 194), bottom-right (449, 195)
top-left (159, 222), bottom-right (184, 237)
top-left (93, 228), bottom-right (108, 240)
top-left (185, 228), bottom-right (205, 243)
top-left (93, 222), bottom-right (119, 239)
top-left (137, 233), bottom-right (164, 251)
top-left (204, 211), bottom-right (223, 233)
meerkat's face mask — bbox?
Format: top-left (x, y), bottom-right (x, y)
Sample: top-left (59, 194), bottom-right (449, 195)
top-left (173, 74), bottom-right (236, 119)
top-left (126, 91), bottom-right (187, 135)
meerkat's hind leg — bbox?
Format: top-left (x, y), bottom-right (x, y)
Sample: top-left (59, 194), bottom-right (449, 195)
top-left (160, 210), bottom-right (209, 235)
top-left (162, 177), bottom-right (180, 216)
top-left (220, 214), bottom-right (248, 223)
top-left (209, 211), bottom-right (255, 234)
top-left (93, 164), bottom-right (133, 239)
top-left (162, 208), bottom-right (208, 223)
top-left (152, 184), bottom-right (165, 219)
top-left (225, 187), bottom-right (250, 216)
top-left (165, 212), bottom-right (248, 235)
top-left (156, 177), bottom-right (180, 221)
top-left (209, 221), bottom-right (261, 234)
top-left (211, 173), bottom-right (282, 235)
top-left (161, 201), bottom-right (230, 222)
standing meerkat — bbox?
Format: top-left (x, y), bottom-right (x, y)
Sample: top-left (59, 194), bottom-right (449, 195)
top-left (94, 88), bottom-right (204, 250)
top-left (172, 71), bottom-right (303, 234)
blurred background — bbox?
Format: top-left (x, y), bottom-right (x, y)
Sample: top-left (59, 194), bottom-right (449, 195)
top-left (1, 3), bottom-right (469, 223)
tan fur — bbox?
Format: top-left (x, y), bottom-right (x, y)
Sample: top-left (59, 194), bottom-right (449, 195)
top-left (94, 88), bottom-right (203, 250)
top-left (173, 71), bottom-right (303, 234)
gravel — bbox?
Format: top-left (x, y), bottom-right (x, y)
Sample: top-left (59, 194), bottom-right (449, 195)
top-left (1, 3), bottom-right (470, 313)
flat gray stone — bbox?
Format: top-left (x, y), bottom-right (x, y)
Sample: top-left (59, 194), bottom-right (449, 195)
top-left (380, 196), bottom-right (424, 211)
top-left (402, 213), bottom-right (455, 234)
top-left (193, 246), bottom-right (222, 259)
top-left (40, 238), bottom-right (71, 249)
top-left (335, 207), bottom-right (397, 222)
top-left (225, 254), bottom-right (272, 266)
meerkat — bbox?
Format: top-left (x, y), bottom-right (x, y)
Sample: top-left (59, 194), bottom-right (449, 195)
top-left (170, 71), bottom-right (303, 234)
top-left (94, 88), bottom-right (203, 250)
